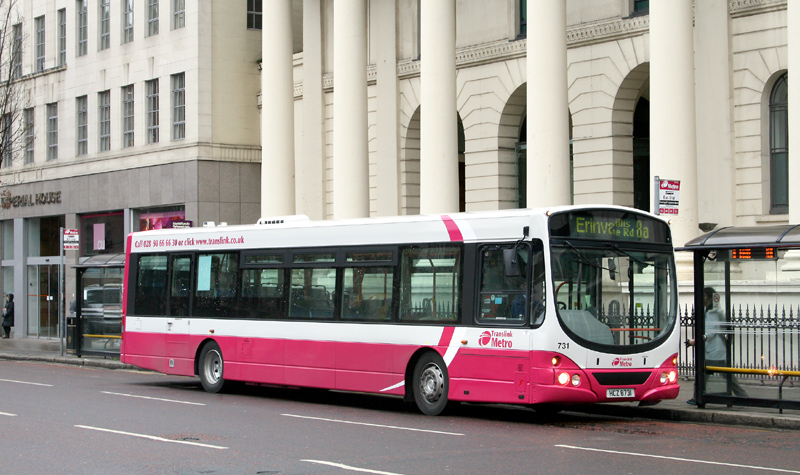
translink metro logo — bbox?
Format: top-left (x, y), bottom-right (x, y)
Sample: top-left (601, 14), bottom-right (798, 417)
top-left (478, 330), bottom-right (513, 348)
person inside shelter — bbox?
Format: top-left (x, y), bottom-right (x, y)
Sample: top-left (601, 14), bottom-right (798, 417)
top-left (687, 287), bottom-right (749, 404)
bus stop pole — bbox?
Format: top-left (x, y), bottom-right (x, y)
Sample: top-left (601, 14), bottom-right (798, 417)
top-left (653, 176), bottom-right (660, 215)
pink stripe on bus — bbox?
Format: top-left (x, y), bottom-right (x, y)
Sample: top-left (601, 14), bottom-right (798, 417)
top-left (438, 327), bottom-right (455, 347)
top-left (441, 215), bottom-right (463, 242)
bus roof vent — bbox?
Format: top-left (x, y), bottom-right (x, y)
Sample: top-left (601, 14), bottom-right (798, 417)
top-left (257, 215), bottom-right (310, 225)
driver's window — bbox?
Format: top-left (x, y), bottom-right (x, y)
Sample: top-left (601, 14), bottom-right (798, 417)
top-left (478, 245), bottom-right (528, 323)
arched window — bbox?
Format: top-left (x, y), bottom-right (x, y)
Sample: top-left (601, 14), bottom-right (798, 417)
top-left (769, 73), bottom-right (788, 214)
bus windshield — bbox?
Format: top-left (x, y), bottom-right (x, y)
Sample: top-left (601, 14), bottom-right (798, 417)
top-left (551, 243), bottom-right (676, 350)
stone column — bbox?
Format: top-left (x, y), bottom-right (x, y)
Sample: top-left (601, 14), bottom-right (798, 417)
top-left (695, 0), bottom-right (734, 228)
top-left (650, 1), bottom-right (699, 256)
top-left (526, 0), bottom-right (570, 208)
top-left (333, 0), bottom-right (370, 219)
top-left (782, 0), bottom-right (800, 272)
top-left (420, 0), bottom-right (459, 215)
top-left (301, 0), bottom-right (326, 220)
top-left (789, 0), bottom-right (800, 224)
top-left (260, 0), bottom-right (296, 217)
top-left (375, 0), bottom-right (400, 217)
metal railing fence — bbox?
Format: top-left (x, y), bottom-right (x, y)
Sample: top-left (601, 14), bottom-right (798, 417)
top-left (679, 304), bottom-right (800, 384)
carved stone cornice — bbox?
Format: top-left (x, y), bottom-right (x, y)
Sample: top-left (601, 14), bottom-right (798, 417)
top-left (567, 15), bottom-right (649, 48)
top-left (730, 0), bottom-right (786, 17)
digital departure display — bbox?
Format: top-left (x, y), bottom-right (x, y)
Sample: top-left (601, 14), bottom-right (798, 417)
top-left (549, 210), bottom-right (671, 244)
top-left (730, 248), bottom-right (777, 261)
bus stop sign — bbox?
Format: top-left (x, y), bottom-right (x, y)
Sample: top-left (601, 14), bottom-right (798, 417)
top-left (63, 229), bottom-right (79, 251)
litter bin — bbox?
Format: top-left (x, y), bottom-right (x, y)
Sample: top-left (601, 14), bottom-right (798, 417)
top-left (66, 316), bottom-right (78, 354)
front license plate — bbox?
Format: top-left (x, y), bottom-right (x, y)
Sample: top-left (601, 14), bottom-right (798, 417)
top-left (606, 388), bottom-right (634, 398)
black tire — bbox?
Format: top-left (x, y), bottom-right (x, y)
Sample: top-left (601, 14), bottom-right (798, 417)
top-left (198, 341), bottom-right (226, 393)
top-left (412, 352), bottom-right (449, 416)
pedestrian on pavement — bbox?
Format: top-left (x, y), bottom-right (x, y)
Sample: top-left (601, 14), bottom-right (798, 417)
top-left (687, 287), bottom-right (749, 404)
top-left (2, 293), bottom-right (14, 338)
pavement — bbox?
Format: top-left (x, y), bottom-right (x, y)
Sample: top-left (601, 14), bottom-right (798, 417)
top-left (3, 336), bottom-right (800, 431)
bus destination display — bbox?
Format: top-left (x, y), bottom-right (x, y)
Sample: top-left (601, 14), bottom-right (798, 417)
top-left (549, 210), bottom-right (670, 244)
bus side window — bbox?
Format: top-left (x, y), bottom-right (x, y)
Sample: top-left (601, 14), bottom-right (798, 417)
top-left (240, 268), bottom-right (285, 319)
top-left (289, 268), bottom-right (335, 320)
top-left (398, 245), bottom-right (461, 323)
top-left (193, 253), bottom-right (239, 318)
top-left (341, 266), bottom-right (394, 321)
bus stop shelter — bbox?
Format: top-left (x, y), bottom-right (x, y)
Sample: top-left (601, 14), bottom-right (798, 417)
top-left (679, 225), bottom-right (800, 412)
top-left (70, 253), bottom-right (125, 357)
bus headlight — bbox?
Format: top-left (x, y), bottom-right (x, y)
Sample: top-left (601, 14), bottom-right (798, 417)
top-left (660, 371), bottom-right (677, 384)
top-left (558, 372), bottom-right (570, 385)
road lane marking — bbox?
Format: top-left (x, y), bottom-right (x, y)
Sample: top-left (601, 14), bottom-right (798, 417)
top-left (101, 391), bottom-right (206, 406)
top-left (75, 425), bottom-right (228, 450)
top-left (302, 460), bottom-right (404, 475)
top-left (0, 378), bottom-right (53, 387)
top-left (282, 414), bottom-right (464, 436)
top-left (0, 411), bottom-right (17, 417)
top-left (556, 444), bottom-right (800, 474)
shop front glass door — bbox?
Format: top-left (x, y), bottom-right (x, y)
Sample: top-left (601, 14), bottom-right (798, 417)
top-left (27, 264), bottom-right (59, 338)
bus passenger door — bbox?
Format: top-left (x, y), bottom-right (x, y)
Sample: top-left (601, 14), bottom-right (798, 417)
top-left (165, 255), bottom-right (192, 371)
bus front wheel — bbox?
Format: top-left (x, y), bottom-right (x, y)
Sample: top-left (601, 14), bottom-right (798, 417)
top-left (412, 352), bottom-right (449, 416)
top-left (199, 341), bottom-right (226, 393)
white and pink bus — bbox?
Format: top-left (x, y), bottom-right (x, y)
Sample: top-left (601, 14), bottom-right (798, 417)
top-left (121, 206), bottom-right (680, 415)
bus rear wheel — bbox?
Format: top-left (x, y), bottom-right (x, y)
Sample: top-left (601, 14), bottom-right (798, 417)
top-left (412, 352), bottom-right (449, 416)
top-left (199, 341), bottom-right (226, 393)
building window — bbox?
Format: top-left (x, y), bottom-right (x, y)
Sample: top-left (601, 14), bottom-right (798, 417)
top-left (47, 103), bottom-right (58, 161)
top-left (148, 0), bottom-right (159, 37)
top-left (100, 0), bottom-right (111, 50)
top-left (123, 0), bottom-right (134, 43)
top-left (122, 85), bottom-right (135, 147)
top-left (519, 0), bottom-right (526, 37)
top-left (173, 0), bottom-right (185, 29)
top-left (146, 79), bottom-right (159, 144)
top-left (634, 0), bottom-right (649, 12)
top-left (11, 23), bottom-right (22, 79)
top-left (23, 108), bottom-right (34, 164)
top-left (172, 73), bottom-right (185, 140)
top-left (2, 114), bottom-right (12, 168)
top-left (77, 96), bottom-right (88, 156)
top-left (99, 90), bottom-right (111, 151)
top-left (247, 0), bottom-right (262, 30)
top-left (35, 16), bottom-right (45, 72)
top-left (80, 212), bottom-right (125, 257)
top-left (769, 73), bottom-right (788, 214)
top-left (59, 9), bottom-right (67, 66)
top-left (77, 0), bottom-right (88, 56)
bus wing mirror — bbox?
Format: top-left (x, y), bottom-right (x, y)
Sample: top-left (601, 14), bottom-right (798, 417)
top-left (503, 249), bottom-right (521, 277)
top-left (608, 258), bottom-right (616, 280)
